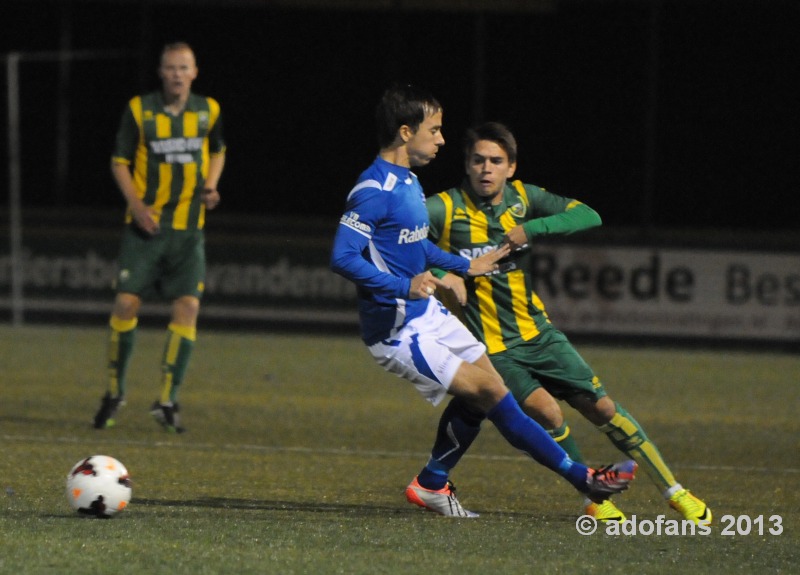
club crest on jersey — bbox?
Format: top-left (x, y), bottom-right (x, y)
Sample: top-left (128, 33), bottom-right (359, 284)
top-left (398, 224), bottom-right (428, 244)
top-left (509, 202), bottom-right (526, 218)
top-left (198, 111), bottom-right (209, 131)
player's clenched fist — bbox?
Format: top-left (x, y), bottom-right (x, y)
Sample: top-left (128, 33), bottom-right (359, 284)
top-left (202, 187), bottom-right (220, 210)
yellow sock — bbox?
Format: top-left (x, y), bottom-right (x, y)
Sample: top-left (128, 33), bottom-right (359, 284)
top-left (598, 403), bottom-right (677, 491)
top-left (107, 315), bottom-right (138, 397)
top-left (159, 323), bottom-right (196, 404)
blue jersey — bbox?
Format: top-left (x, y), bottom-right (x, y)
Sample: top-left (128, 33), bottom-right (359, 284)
top-left (331, 156), bottom-right (470, 345)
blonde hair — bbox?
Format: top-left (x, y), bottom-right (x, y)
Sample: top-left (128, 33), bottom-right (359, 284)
top-left (161, 42), bottom-right (195, 61)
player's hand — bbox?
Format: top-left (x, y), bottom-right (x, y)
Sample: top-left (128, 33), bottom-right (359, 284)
top-left (439, 272), bottom-right (468, 306)
top-left (502, 225), bottom-right (529, 252)
top-left (202, 188), bottom-right (220, 210)
top-left (466, 244), bottom-right (511, 277)
top-left (409, 271), bottom-right (447, 299)
top-left (130, 202), bottom-right (160, 235)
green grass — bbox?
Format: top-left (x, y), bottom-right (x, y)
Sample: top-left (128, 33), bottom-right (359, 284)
top-left (1, 324), bottom-right (798, 574)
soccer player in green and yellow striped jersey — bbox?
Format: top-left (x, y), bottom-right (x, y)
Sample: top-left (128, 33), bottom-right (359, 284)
top-left (418, 122), bottom-right (710, 524)
top-left (93, 42), bottom-right (226, 434)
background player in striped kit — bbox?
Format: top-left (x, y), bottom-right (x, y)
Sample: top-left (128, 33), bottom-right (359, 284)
top-left (93, 42), bottom-right (226, 433)
top-left (421, 121), bottom-right (709, 523)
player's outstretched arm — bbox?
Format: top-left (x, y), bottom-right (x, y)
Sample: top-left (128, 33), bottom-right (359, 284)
top-left (466, 244), bottom-right (511, 277)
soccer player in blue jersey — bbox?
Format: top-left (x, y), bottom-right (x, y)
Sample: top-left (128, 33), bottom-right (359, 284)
top-left (330, 84), bottom-right (637, 516)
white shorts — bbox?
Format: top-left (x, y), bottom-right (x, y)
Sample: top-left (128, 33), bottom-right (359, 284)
top-left (367, 298), bottom-right (487, 406)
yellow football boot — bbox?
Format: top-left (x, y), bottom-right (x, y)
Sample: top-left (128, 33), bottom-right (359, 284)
top-left (585, 499), bottom-right (627, 522)
top-left (669, 489), bottom-right (712, 524)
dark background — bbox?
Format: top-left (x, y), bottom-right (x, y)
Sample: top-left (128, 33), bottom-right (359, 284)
top-left (2, 0), bottom-right (798, 232)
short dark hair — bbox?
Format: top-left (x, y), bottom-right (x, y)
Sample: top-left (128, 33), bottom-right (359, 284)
top-left (375, 83), bottom-right (442, 148)
top-left (463, 122), bottom-right (518, 164)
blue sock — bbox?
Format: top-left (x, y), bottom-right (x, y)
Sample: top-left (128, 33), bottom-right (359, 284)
top-left (487, 393), bottom-right (588, 491)
top-left (417, 398), bottom-right (484, 490)
top-left (417, 463), bottom-right (449, 490)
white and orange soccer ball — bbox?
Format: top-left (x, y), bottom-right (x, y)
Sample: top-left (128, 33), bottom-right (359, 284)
top-left (65, 455), bottom-right (132, 518)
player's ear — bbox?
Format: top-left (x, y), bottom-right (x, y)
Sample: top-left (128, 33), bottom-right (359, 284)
top-left (507, 161), bottom-right (517, 178)
top-left (399, 124), bottom-right (415, 143)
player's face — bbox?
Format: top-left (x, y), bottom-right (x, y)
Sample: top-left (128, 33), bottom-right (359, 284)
top-left (405, 110), bottom-right (445, 167)
top-left (466, 140), bottom-right (516, 201)
top-left (159, 49), bottom-right (198, 99)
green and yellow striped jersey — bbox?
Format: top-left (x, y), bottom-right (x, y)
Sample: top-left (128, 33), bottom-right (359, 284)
top-left (427, 179), bottom-right (601, 354)
top-left (112, 91), bottom-right (225, 230)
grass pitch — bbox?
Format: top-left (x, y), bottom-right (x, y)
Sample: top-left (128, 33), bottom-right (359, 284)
top-left (1, 324), bottom-right (798, 574)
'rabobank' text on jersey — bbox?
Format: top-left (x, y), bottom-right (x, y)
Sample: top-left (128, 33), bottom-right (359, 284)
top-left (330, 156), bottom-right (470, 345)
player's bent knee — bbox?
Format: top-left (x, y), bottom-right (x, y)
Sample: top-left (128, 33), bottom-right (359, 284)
top-left (472, 374), bottom-right (510, 409)
top-left (594, 396), bottom-right (617, 419)
top-left (523, 391), bottom-right (565, 428)
top-left (449, 362), bottom-right (506, 410)
top-left (172, 296), bottom-right (201, 324)
top-left (112, 293), bottom-right (141, 320)
top-left (569, 393), bottom-right (616, 425)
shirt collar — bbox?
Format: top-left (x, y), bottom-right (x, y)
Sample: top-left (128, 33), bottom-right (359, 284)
top-left (460, 178), bottom-right (508, 208)
top-left (156, 91), bottom-right (195, 111)
top-left (375, 156), bottom-right (412, 180)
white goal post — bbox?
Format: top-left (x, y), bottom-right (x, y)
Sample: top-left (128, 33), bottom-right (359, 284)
top-left (4, 49), bottom-right (133, 326)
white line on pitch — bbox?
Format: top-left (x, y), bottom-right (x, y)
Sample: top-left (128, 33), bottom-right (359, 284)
top-left (4, 433), bottom-right (799, 475)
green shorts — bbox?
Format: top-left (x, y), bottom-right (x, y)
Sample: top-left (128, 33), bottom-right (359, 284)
top-left (489, 326), bottom-right (606, 403)
top-left (114, 226), bottom-right (206, 301)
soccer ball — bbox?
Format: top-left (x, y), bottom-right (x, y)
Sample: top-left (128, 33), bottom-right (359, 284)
top-left (65, 455), bottom-right (132, 518)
